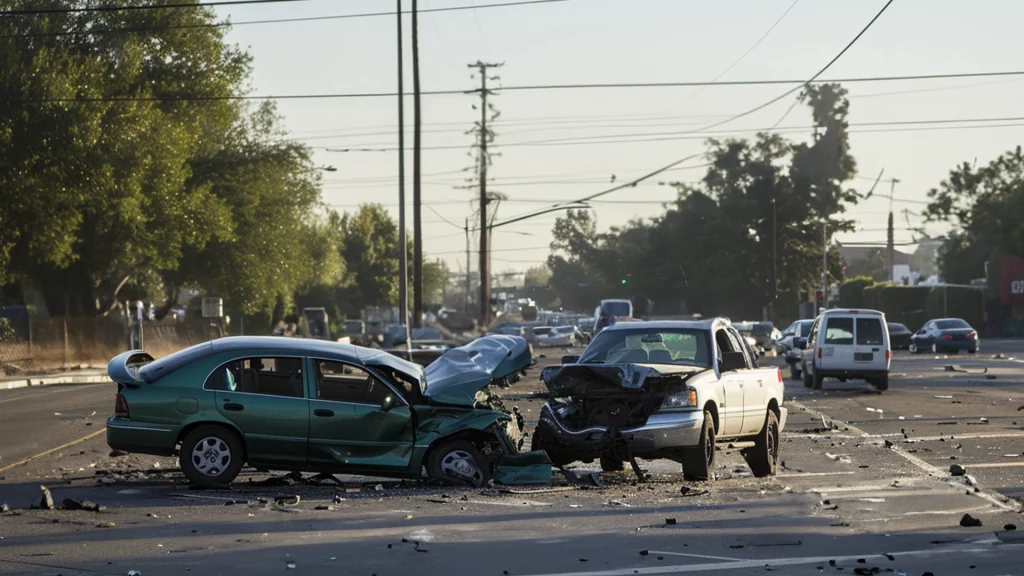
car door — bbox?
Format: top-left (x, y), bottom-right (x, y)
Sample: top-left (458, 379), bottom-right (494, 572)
top-left (731, 327), bottom-right (771, 435)
top-left (306, 358), bottom-right (415, 474)
top-left (208, 356), bottom-right (310, 468)
top-left (802, 318), bottom-right (820, 373)
top-left (915, 321), bottom-right (935, 349)
top-left (714, 327), bottom-right (745, 436)
top-left (853, 316), bottom-right (888, 372)
top-left (819, 316), bottom-right (855, 371)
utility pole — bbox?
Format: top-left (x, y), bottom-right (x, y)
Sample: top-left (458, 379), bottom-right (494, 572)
top-left (411, 0), bottom-right (423, 328)
top-left (822, 220), bottom-right (828, 314)
top-left (771, 196), bottom-right (777, 322)
top-left (396, 0), bottom-right (411, 350)
top-left (886, 178), bottom-right (900, 283)
top-left (468, 60), bottom-right (502, 326)
top-left (465, 216), bottom-right (472, 315)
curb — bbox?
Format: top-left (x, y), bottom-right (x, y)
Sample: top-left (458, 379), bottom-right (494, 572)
top-left (2, 373), bottom-right (111, 390)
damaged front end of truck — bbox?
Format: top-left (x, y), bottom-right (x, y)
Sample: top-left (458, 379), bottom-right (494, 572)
top-left (532, 363), bottom-right (708, 477)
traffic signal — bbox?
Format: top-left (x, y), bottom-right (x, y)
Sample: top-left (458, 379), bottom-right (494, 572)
top-left (621, 279), bottom-right (627, 285)
top-left (815, 290), bottom-right (823, 304)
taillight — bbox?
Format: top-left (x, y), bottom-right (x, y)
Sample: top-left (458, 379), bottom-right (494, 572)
top-left (967, 332), bottom-right (977, 339)
top-left (114, 394), bottom-right (130, 419)
top-left (816, 347), bottom-right (822, 359)
top-left (885, 350), bottom-right (891, 361)
top-left (942, 334), bottom-right (953, 340)
top-left (777, 368), bottom-right (783, 383)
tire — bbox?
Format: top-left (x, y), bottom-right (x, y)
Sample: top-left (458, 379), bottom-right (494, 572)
top-left (909, 342), bottom-right (918, 354)
top-left (681, 410), bottom-right (715, 482)
top-left (426, 439), bottom-right (491, 487)
top-left (600, 454), bottom-right (624, 472)
top-left (530, 424), bottom-right (573, 467)
top-left (812, 371), bottom-right (824, 390)
top-left (871, 376), bottom-right (889, 391)
top-left (790, 366), bottom-right (801, 381)
top-left (967, 348), bottom-right (977, 354)
top-left (802, 365), bottom-right (813, 388)
top-left (179, 425), bottom-right (245, 485)
top-left (744, 410), bottom-right (779, 478)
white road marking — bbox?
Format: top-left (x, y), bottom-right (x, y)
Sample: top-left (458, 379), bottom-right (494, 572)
top-left (777, 471), bottom-right (856, 478)
top-left (646, 551), bottom-right (743, 562)
top-left (518, 545), bottom-right (1024, 576)
top-left (903, 432), bottom-right (1024, 442)
top-left (465, 499), bottom-right (553, 507)
top-left (956, 461), bottom-right (1024, 469)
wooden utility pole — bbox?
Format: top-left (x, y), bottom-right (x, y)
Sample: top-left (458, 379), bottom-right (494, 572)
top-left (886, 178), bottom-right (900, 282)
top-left (396, 0), bottom-right (409, 332)
top-left (468, 60), bottom-right (502, 326)
top-left (411, 0), bottom-right (423, 328)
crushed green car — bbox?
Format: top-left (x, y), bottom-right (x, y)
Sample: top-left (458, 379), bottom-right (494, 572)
top-left (105, 335), bottom-right (548, 486)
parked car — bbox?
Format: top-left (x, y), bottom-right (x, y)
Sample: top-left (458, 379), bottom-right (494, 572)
top-left (734, 321), bottom-right (776, 352)
top-left (535, 325), bottom-right (578, 347)
top-left (778, 319), bottom-right (815, 379)
top-left (909, 318), bottom-right (979, 354)
top-left (887, 322), bottom-right (913, 350)
top-left (532, 319), bottom-right (787, 481)
top-left (592, 299), bottom-right (633, 334)
top-left (799, 309), bottom-right (891, 391)
top-left (105, 335), bottom-right (533, 487)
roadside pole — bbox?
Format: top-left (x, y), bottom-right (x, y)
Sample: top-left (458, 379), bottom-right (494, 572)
top-left (396, 0), bottom-right (411, 350)
top-left (821, 221), bottom-right (828, 314)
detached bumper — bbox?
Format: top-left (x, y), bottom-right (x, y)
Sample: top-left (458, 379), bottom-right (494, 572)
top-left (106, 417), bottom-right (178, 457)
top-left (536, 403), bottom-right (704, 459)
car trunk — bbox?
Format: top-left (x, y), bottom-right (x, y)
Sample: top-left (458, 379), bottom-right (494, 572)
top-left (540, 364), bottom-right (703, 430)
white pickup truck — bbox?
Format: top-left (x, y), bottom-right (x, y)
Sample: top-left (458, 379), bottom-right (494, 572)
top-left (532, 318), bottom-right (787, 481)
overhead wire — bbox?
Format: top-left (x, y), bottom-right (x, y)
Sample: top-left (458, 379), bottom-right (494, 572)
top-left (0, 0), bottom-right (315, 15)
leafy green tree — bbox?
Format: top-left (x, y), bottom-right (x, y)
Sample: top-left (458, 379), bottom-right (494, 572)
top-left (523, 265), bottom-right (551, 287)
top-left (340, 204), bottom-right (401, 309)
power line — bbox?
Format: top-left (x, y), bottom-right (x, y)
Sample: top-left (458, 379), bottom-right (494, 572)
top-left (14, 69), bottom-right (1024, 104)
top-left (0, 0), bottom-right (314, 16)
top-left (0, 0), bottom-right (566, 36)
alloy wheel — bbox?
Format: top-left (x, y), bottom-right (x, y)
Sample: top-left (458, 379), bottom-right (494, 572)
top-left (191, 437), bottom-right (232, 477)
top-left (439, 449), bottom-right (483, 485)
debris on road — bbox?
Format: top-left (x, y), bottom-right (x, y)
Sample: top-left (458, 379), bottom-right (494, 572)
top-left (1004, 523), bottom-right (1017, 531)
top-left (0, 503), bottom-right (8, 513)
top-left (38, 486), bottom-right (54, 510)
top-left (664, 518), bottom-right (677, 525)
top-left (275, 495), bottom-right (300, 507)
top-left (959, 513), bottom-right (983, 527)
top-left (950, 464), bottom-right (966, 476)
top-left (95, 521), bottom-right (116, 528)
top-left (62, 498), bottom-right (105, 512)
top-left (108, 449), bottom-right (128, 457)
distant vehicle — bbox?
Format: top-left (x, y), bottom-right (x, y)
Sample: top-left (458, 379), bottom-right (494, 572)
top-left (887, 322), bottom-right (913, 350)
top-left (535, 325), bottom-right (578, 348)
top-left (733, 321), bottom-right (776, 352)
top-left (799, 309), bottom-right (891, 391)
top-left (301, 308), bottom-right (331, 341)
top-left (593, 299), bottom-right (633, 334)
top-left (909, 318), bottom-right (979, 354)
top-left (520, 305), bottom-right (538, 322)
top-left (533, 319), bottom-right (787, 481)
top-left (778, 319), bottom-right (815, 380)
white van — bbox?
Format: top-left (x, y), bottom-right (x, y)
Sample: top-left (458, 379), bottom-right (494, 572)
top-left (799, 309), bottom-right (891, 391)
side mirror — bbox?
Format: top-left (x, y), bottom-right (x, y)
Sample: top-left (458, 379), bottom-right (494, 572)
top-left (782, 331), bottom-right (794, 338)
top-left (720, 351), bottom-right (746, 372)
top-left (380, 395), bottom-right (394, 413)
top-left (561, 355), bottom-right (580, 364)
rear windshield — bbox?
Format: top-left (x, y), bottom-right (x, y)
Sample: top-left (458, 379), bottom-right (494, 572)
top-left (601, 301), bottom-right (632, 317)
top-left (824, 317), bottom-right (854, 345)
top-left (138, 342), bottom-right (212, 383)
top-left (935, 319), bottom-right (971, 329)
top-left (856, 318), bottom-right (884, 345)
top-left (888, 323), bottom-right (908, 332)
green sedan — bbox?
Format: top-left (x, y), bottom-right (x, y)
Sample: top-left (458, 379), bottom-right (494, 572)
top-left (106, 335), bottom-right (532, 486)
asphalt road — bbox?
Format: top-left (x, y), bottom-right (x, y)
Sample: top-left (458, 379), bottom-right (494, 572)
top-left (1, 340), bottom-right (1024, 575)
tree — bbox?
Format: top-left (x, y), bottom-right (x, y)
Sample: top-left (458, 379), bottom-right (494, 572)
top-left (843, 248), bottom-right (888, 282)
top-left (523, 265), bottom-right (551, 287)
top-left (925, 147), bottom-right (1024, 283)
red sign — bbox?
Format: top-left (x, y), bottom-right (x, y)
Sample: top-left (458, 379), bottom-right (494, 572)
top-left (1000, 254), bottom-right (1024, 305)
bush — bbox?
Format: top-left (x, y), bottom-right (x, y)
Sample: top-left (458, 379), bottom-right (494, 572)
top-left (925, 286), bottom-right (984, 329)
top-left (0, 318), bottom-right (13, 342)
top-left (839, 276), bottom-right (875, 309)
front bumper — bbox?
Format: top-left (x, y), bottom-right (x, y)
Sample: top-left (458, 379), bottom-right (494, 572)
top-left (536, 403), bottom-right (704, 460)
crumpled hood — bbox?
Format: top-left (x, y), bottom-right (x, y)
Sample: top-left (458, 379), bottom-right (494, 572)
top-left (422, 335), bottom-right (532, 406)
top-left (541, 363), bottom-right (705, 397)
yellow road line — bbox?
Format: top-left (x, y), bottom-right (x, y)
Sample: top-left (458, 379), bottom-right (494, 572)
top-left (0, 427), bottom-right (106, 473)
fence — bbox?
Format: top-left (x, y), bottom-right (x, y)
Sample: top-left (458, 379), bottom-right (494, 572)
top-left (0, 315), bottom-right (223, 373)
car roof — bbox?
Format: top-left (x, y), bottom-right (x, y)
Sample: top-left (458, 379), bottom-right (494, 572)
top-left (602, 319), bottom-right (718, 332)
top-left (820, 308), bottom-right (884, 316)
top-left (209, 336), bottom-right (361, 360)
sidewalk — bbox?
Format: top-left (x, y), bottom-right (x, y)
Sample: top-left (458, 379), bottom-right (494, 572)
top-left (1, 367), bottom-right (111, 390)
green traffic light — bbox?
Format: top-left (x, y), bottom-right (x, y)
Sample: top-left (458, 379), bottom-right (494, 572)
top-left (621, 279), bottom-right (627, 285)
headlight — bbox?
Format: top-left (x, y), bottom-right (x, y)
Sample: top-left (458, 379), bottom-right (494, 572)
top-left (661, 387), bottom-right (698, 410)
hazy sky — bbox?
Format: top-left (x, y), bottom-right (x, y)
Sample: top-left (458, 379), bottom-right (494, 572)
top-left (212, 0), bottom-right (1024, 276)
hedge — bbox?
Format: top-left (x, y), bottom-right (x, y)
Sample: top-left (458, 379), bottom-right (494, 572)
top-left (925, 286), bottom-right (984, 329)
top-left (839, 276), bottom-right (874, 309)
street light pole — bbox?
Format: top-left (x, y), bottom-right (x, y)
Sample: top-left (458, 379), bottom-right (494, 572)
top-left (396, 0), bottom-right (410, 345)
top-left (411, 0), bottom-right (423, 329)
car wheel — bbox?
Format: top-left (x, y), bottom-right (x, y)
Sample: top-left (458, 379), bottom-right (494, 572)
top-left (802, 365), bottom-right (813, 388)
top-left (530, 424), bottom-right (573, 467)
top-left (871, 376), bottom-right (889, 392)
top-left (681, 410), bottom-right (715, 482)
top-left (179, 425), bottom-right (245, 485)
top-left (600, 454), bottom-right (624, 472)
top-left (812, 371), bottom-right (824, 390)
top-left (967, 348), bottom-right (977, 354)
top-left (427, 439), bottom-right (491, 487)
top-left (909, 342), bottom-right (918, 354)
top-left (790, 366), bottom-right (802, 381)
top-left (743, 410), bottom-right (779, 478)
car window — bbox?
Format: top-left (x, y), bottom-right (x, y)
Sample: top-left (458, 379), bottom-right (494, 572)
top-left (204, 357), bottom-right (305, 398)
top-left (824, 317), bottom-right (854, 345)
top-left (601, 301), bottom-right (632, 317)
top-left (797, 320), bottom-right (814, 337)
top-left (727, 328), bottom-right (754, 368)
top-left (856, 318), bottom-right (884, 345)
top-left (888, 323), bottom-right (907, 332)
top-left (807, 318), bottom-right (820, 345)
top-left (579, 329), bottom-right (710, 367)
top-left (935, 319), bottom-right (971, 329)
top-left (315, 360), bottom-right (391, 405)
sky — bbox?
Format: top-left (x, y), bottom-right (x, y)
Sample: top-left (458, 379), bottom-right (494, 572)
top-left (212, 0), bottom-right (1024, 278)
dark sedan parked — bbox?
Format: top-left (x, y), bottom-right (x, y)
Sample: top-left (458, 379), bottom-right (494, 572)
top-left (887, 322), bottom-right (913, 350)
top-left (909, 318), bottom-right (979, 354)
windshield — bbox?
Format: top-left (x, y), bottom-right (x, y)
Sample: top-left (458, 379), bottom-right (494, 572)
top-left (888, 323), bottom-right (908, 332)
top-left (554, 326), bottom-right (575, 334)
top-left (601, 300), bottom-right (632, 317)
top-left (935, 319), bottom-right (971, 329)
top-left (533, 327), bottom-right (553, 336)
top-left (579, 328), bottom-right (711, 367)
